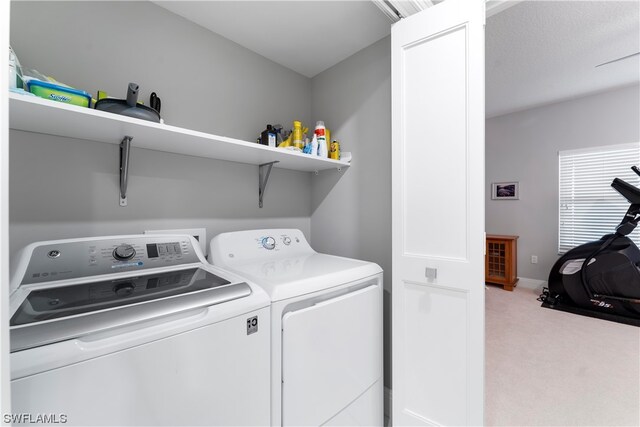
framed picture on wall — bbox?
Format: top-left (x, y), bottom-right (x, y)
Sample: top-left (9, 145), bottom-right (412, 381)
top-left (491, 182), bottom-right (519, 200)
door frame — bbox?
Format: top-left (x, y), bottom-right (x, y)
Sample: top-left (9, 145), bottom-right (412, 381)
top-left (1, 0), bottom-right (11, 416)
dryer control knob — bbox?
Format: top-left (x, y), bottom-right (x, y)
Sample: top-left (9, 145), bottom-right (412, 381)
top-left (283, 236), bottom-right (291, 245)
top-left (113, 244), bottom-right (136, 260)
top-left (262, 237), bottom-right (276, 250)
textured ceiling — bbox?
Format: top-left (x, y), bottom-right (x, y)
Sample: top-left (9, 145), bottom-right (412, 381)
top-left (486, 0), bottom-right (640, 118)
top-left (152, 1), bottom-right (392, 78)
top-left (153, 1), bottom-right (640, 117)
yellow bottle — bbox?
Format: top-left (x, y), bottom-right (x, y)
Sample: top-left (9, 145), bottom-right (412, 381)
top-left (330, 140), bottom-right (340, 160)
top-left (278, 133), bottom-right (292, 148)
top-left (292, 120), bottom-right (304, 151)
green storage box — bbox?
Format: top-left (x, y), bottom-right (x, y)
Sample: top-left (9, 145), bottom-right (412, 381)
top-left (26, 79), bottom-right (92, 108)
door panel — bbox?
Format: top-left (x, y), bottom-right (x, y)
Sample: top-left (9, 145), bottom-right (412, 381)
top-left (403, 26), bottom-right (468, 260)
top-left (392, 0), bottom-right (485, 425)
top-left (404, 283), bottom-right (468, 426)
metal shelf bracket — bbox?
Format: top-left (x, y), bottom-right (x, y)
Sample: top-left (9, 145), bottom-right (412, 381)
top-left (258, 161), bottom-right (279, 208)
top-left (119, 136), bottom-right (133, 207)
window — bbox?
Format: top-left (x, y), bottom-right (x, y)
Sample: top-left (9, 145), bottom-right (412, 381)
top-left (558, 142), bottom-right (640, 254)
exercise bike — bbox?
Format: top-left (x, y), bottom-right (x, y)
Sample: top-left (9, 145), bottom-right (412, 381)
top-left (540, 166), bottom-right (640, 326)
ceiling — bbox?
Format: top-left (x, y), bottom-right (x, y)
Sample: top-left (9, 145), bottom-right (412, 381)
top-left (152, 1), bottom-right (392, 78)
top-left (153, 1), bottom-right (640, 118)
top-left (486, 0), bottom-right (640, 117)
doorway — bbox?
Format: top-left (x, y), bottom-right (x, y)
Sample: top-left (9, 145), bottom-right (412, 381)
top-left (484, 1), bottom-right (640, 425)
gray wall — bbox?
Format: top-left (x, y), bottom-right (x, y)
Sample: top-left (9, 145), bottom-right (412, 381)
top-left (9, 130), bottom-right (311, 258)
top-left (9, 1), bottom-right (313, 261)
top-left (10, 1), bottom-right (311, 142)
top-left (310, 37), bottom-right (392, 387)
top-left (486, 84), bottom-right (640, 281)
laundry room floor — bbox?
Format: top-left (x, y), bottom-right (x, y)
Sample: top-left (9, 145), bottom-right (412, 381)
top-left (485, 284), bottom-right (640, 426)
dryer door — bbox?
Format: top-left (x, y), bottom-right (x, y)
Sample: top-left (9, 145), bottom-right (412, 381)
top-left (281, 283), bottom-right (382, 426)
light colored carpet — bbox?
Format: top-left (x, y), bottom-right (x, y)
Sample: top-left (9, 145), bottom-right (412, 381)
top-left (485, 285), bottom-right (640, 426)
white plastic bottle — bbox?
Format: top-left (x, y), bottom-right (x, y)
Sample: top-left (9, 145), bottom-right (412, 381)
top-left (315, 121), bottom-right (328, 158)
top-left (311, 133), bottom-right (319, 156)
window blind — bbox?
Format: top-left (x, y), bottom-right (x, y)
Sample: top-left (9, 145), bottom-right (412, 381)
top-left (558, 142), bottom-right (640, 254)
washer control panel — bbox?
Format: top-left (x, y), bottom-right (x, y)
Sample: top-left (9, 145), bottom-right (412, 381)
top-left (21, 236), bottom-right (199, 286)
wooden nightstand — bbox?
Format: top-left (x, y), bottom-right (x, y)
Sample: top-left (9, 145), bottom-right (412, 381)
top-left (485, 234), bottom-right (519, 291)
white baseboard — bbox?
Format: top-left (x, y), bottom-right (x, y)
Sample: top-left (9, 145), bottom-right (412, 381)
top-left (384, 386), bottom-right (392, 419)
top-left (517, 277), bottom-right (546, 290)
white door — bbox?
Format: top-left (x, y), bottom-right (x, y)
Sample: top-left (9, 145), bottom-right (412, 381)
top-left (391, 0), bottom-right (485, 426)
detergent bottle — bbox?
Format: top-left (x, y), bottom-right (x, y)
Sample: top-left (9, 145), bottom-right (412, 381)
top-left (315, 121), bottom-right (328, 158)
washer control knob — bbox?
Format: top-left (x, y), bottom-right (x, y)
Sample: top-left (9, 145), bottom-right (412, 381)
top-left (113, 244), bottom-right (136, 261)
top-left (283, 236), bottom-right (291, 246)
top-left (262, 237), bottom-right (276, 250)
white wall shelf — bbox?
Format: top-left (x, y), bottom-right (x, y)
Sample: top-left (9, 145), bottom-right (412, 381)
top-left (9, 93), bottom-right (349, 207)
top-left (9, 93), bottom-right (349, 172)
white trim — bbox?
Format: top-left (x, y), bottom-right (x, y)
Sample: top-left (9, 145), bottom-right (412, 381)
top-left (372, 0), bottom-right (401, 22)
top-left (373, 0), bottom-right (435, 22)
top-left (485, 0), bottom-right (524, 18)
top-left (374, 0), bottom-right (519, 23)
top-left (558, 141), bottom-right (639, 157)
top-left (392, 0), bottom-right (433, 19)
top-left (1, 0), bottom-right (11, 417)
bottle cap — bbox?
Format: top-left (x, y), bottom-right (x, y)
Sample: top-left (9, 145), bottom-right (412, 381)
top-left (266, 124), bottom-right (272, 130)
top-left (293, 120), bottom-right (301, 127)
top-left (316, 121), bottom-right (325, 127)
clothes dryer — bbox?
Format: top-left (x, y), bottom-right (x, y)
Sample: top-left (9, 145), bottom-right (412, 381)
top-left (210, 229), bottom-right (383, 426)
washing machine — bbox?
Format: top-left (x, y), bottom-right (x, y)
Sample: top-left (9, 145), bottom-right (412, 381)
top-left (9, 234), bottom-right (271, 426)
top-left (209, 229), bottom-right (383, 426)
